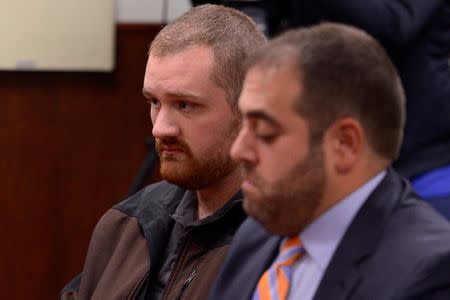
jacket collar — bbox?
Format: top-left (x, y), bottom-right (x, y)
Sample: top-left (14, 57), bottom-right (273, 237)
top-left (313, 168), bottom-right (407, 300)
top-left (133, 182), bottom-right (243, 269)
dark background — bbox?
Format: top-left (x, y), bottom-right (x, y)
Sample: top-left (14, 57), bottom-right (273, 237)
top-left (0, 24), bottom-right (162, 299)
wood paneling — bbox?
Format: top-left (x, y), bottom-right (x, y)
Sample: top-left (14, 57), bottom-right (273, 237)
top-left (0, 24), bottom-right (163, 299)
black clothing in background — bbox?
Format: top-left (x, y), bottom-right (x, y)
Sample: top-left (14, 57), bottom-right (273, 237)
top-left (195, 0), bottom-right (450, 180)
top-left (284, 0), bottom-right (450, 179)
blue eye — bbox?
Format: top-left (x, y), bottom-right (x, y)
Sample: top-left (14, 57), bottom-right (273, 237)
top-left (177, 101), bottom-right (193, 111)
top-left (149, 98), bottom-right (161, 108)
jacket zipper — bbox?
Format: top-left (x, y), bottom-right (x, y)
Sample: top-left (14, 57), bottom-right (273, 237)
top-left (162, 232), bottom-right (192, 300)
top-left (160, 200), bottom-right (242, 300)
top-left (175, 268), bottom-right (198, 300)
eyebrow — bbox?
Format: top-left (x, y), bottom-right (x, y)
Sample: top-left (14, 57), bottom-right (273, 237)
top-left (245, 110), bottom-right (281, 128)
top-left (142, 88), bottom-right (201, 100)
top-left (142, 88), bottom-right (152, 98)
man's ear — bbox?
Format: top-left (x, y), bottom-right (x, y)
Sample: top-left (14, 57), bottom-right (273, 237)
top-left (324, 118), bottom-right (364, 174)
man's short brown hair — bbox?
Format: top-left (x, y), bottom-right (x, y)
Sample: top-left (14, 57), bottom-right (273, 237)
top-left (246, 22), bottom-right (406, 161)
top-left (150, 4), bottom-right (267, 105)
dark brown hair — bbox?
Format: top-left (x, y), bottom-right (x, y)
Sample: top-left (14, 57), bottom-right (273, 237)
top-left (150, 4), bottom-right (267, 106)
top-left (246, 22), bottom-right (406, 161)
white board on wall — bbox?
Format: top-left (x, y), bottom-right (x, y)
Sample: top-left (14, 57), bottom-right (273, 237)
top-left (116, 0), bottom-right (192, 24)
top-left (0, 0), bottom-right (115, 72)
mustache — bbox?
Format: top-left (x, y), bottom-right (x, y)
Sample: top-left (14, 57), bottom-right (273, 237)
top-left (239, 163), bottom-right (257, 180)
top-left (155, 137), bottom-right (190, 153)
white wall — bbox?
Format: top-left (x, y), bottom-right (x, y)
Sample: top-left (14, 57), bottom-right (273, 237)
top-left (0, 0), bottom-right (115, 71)
top-left (116, 0), bottom-right (192, 23)
top-left (0, 0), bottom-right (192, 71)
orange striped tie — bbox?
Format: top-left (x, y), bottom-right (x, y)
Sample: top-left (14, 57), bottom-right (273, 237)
top-left (252, 236), bottom-right (304, 300)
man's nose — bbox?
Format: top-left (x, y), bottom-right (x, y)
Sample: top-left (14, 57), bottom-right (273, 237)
top-left (151, 108), bottom-right (180, 138)
top-left (230, 127), bottom-right (257, 164)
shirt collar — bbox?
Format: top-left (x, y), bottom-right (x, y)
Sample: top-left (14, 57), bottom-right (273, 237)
top-left (171, 189), bottom-right (243, 228)
top-left (299, 170), bottom-right (386, 270)
top-left (171, 190), bottom-right (198, 227)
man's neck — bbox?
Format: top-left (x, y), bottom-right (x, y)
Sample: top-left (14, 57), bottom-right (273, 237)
top-left (195, 169), bottom-right (242, 220)
top-left (313, 159), bottom-right (388, 221)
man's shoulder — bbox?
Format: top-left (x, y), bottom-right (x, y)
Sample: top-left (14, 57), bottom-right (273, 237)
top-left (366, 168), bottom-right (450, 250)
top-left (362, 170), bottom-right (450, 261)
top-left (358, 184), bottom-right (450, 294)
top-left (382, 197), bottom-right (450, 258)
top-left (367, 202), bottom-right (450, 298)
top-left (113, 181), bottom-right (186, 219)
top-left (60, 181), bottom-right (186, 299)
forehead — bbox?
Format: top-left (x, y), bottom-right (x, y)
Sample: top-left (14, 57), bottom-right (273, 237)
top-left (148, 45), bottom-right (214, 70)
top-left (143, 45), bottom-right (221, 99)
top-left (239, 65), bottom-right (302, 119)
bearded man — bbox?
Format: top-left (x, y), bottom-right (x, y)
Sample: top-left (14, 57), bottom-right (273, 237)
top-left (61, 4), bottom-right (266, 300)
top-left (210, 23), bottom-right (450, 300)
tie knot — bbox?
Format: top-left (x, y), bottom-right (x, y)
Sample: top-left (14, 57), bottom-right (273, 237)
top-left (275, 236), bottom-right (304, 266)
top-left (281, 236), bottom-right (302, 254)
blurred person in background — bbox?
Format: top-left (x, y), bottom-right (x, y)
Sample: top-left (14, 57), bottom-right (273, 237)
top-left (61, 4), bottom-right (266, 300)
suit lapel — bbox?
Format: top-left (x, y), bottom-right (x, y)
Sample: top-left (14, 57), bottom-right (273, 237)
top-left (241, 226), bottom-right (282, 299)
top-left (209, 218), bottom-right (283, 300)
top-left (313, 169), bottom-right (403, 300)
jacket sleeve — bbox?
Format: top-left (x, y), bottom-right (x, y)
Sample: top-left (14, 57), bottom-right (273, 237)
top-left (313, 0), bottom-right (443, 45)
top-left (60, 274), bottom-right (81, 299)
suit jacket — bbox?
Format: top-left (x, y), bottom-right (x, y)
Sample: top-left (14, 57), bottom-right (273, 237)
top-left (209, 169), bottom-right (450, 300)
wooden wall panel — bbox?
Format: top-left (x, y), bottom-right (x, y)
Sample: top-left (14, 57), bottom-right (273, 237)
top-left (0, 24), bottom-right (163, 299)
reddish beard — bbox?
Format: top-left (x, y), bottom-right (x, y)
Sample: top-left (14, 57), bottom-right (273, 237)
top-left (156, 136), bottom-right (191, 160)
top-left (155, 137), bottom-right (238, 190)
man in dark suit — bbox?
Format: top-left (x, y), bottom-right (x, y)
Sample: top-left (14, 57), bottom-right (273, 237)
top-left (209, 23), bottom-right (450, 300)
